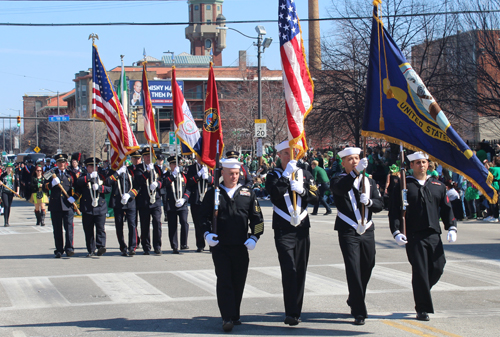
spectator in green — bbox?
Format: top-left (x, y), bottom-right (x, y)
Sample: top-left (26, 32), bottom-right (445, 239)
top-left (475, 143), bottom-right (488, 164)
top-left (485, 157), bottom-right (500, 222)
top-left (311, 160), bottom-right (332, 215)
top-left (427, 161), bottom-right (439, 178)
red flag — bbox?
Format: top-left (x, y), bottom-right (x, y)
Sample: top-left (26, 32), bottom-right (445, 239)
top-left (200, 62), bottom-right (224, 168)
top-left (142, 62), bottom-right (159, 146)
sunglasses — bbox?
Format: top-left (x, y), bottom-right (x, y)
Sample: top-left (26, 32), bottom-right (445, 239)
top-left (36, 169), bottom-right (43, 172)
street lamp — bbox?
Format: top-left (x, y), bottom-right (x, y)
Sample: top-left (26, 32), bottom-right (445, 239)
top-left (41, 89), bottom-right (61, 152)
top-left (8, 108), bottom-right (21, 152)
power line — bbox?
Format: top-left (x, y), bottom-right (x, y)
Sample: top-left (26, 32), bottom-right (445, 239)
top-left (0, 9), bottom-right (499, 27)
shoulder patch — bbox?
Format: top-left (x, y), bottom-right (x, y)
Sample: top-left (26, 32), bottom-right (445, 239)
top-left (431, 182), bottom-right (441, 185)
top-left (240, 190), bottom-right (251, 197)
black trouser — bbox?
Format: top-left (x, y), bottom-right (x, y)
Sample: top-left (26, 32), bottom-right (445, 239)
top-left (114, 206), bottom-right (138, 252)
top-left (139, 206), bottom-right (162, 252)
top-left (212, 244), bottom-right (249, 321)
top-left (162, 194), bottom-right (168, 220)
top-left (51, 209), bottom-right (74, 255)
top-left (2, 192), bottom-right (14, 224)
top-left (406, 231), bottom-right (446, 314)
top-left (338, 228), bottom-right (375, 318)
top-left (191, 204), bottom-right (205, 250)
top-left (313, 182), bottom-right (331, 213)
top-left (274, 226), bottom-right (310, 318)
top-left (167, 209), bottom-right (189, 250)
top-left (82, 213), bottom-right (107, 253)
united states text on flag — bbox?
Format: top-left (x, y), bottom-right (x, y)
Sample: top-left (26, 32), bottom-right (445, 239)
top-left (279, 0), bottom-right (314, 159)
top-left (172, 66), bottom-right (201, 155)
top-left (142, 62), bottom-right (160, 146)
top-left (92, 44), bottom-right (139, 170)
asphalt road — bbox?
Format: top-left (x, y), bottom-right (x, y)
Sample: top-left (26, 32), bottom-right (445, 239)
top-left (0, 197), bottom-right (499, 336)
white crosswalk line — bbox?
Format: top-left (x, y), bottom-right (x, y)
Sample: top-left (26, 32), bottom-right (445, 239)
top-left (0, 277), bottom-right (70, 309)
top-left (89, 272), bottom-right (171, 303)
top-left (33, 226), bottom-right (53, 233)
top-left (0, 228), bottom-right (19, 235)
top-left (445, 261), bottom-right (500, 285)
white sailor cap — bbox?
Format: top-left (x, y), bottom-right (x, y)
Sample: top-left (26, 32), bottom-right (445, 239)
top-left (407, 151), bottom-right (429, 162)
top-left (220, 158), bottom-right (243, 169)
top-left (338, 147), bottom-right (362, 158)
top-left (276, 140), bottom-right (304, 152)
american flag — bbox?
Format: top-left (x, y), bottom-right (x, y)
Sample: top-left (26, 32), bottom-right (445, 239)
top-left (141, 62), bottom-right (160, 146)
top-left (92, 44), bottom-right (139, 170)
top-left (279, 0), bottom-right (314, 159)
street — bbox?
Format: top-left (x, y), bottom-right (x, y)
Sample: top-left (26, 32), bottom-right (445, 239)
top-left (0, 197), bottom-right (499, 336)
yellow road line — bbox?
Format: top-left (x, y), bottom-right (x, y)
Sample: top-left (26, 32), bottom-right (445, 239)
top-left (403, 320), bottom-right (462, 337)
top-left (381, 320), bottom-right (437, 336)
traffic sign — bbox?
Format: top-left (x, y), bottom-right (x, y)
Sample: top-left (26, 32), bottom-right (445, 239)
top-left (256, 138), bottom-right (263, 157)
top-left (56, 149), bottom-right (62, 154)
top-left (169, 131), bottom-right (179, 145)
top-left (1, 151), bottom-right (6, 155)
top-left (255, 119), bottom-right (267, 138)
top-left (34, 146), bottom-right (41, 153)
top-left (48, 115), bottom-right (70, 122)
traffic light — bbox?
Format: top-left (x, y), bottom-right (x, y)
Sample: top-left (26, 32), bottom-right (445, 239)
top-left (17, 116), bottom-right (21, 127)
top-left (131, 111), bottom-right (137, 124)
top-left (28, 140), bottom-right (31, 146)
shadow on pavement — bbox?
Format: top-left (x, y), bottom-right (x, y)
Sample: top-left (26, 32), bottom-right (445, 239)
top-left (444, 243), bottom-right (500, 260)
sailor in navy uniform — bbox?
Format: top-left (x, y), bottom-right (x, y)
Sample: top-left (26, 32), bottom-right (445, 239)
top-left (389, 151), bottom-right (457, 321)
top-left (186, 158), bottom-right (214, 252)
top-left (266, 140), bottom-right (319, 326)
top-left (46, 153), bottom-right (77, 258)
top-left (163, 156), bottom-right (191, 254)
top-left (106, 162), bottom-right (140, 256)
top-left (226, 151), bottom-right (252, 188)
top-left (330, 147), bottom-right (384, 325)
top-left (201, 158), bottom-right (264, 332)
top-left (76, 158), bottom-right (112, 257)
top-left (135, 147), bottom-right (163, 255)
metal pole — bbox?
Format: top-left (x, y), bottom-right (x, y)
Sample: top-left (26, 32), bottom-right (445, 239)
top-left (3, 118), bottom-right (5, 152)
top-left (57, 90), bottom-right (60, 151)
top-left (18, 110), bottom-right (21, 152)
top-left (35, 106), bottom-right (38, 147)
top-left (9, 118), bottom-right (12, 153)
top-left (257, 34), bottom-right (262, 120)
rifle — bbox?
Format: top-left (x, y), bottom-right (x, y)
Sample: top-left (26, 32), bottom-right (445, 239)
top-left (52, 173), bottom-right (81, 215)
top-left (358, 137), bottom-right (368, 235)
top-left (399, 145), bottom-right (408, 235)
top-left (212, 140), bottom-right (221, 238)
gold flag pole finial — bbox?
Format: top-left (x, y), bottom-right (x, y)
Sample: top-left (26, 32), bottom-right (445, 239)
top-left (88, 33), bottom-right (99, 44)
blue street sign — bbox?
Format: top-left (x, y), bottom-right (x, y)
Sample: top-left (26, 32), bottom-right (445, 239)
top-left (48, 115), bottom-right (70, 122)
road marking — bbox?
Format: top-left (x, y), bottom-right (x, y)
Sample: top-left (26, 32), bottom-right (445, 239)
top-left (0, 228), bottom-right (20, 235)
top-left (0, 277), bottom-right (70, 309)
top-left (33, 226), bottom-right (53, 233)
top-left (12, 331), bottom-right (27, 337)
top-left (403, 320), bottom-right (462, 337)
top-left (382, 320), bottom-right (437, 336)
top-left (89, 273), bottom-right (171, 303)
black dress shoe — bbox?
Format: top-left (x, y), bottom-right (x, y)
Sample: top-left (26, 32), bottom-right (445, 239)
top-left (324, 210), bottom-right (332, 215)
top-left (129, 249), bottom-right (136, 256)
top-left (310, 212), bottom-right (318, 216)
top-left (196, 247), bottom-right (204, 252)
top-left (354, 315), bottom-right (365, 325)
top-left (172, 249), bottom-right (180, 254)
top-left (86, 251), bottom-right (95, 257)
top-left (284, 316), bottom-right (300, 326)
top-left (66, 251), bottom-right (75, 257)
top-left (233, 319), bottom-right (242, 325)
top-left (143, 251), bottom-right (150, 255)
top-left (96, 247), bottom-right (106, 256)
top-left (222, 320), bottom-right (234, 332)
top-left (4, 223), bottom-right (9, 227)
top-left (180, 245), bottom-right (189, 250)
top-left (154, 248), bottom-right (162, 255)
top-left (121, 250), bottom-right (128, 257)
top-left (55, 252), bottom-right (62, 258)
top-left (416, 312), bottom-right (430, 321)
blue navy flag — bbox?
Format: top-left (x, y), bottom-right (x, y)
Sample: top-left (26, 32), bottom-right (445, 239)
top-left (363, 5), bottom-right (497, 203)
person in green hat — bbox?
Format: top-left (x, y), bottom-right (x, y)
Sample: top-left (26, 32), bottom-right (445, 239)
top-left (384, 164), bottom-right (401, 209)
top-left (0, 163), bottom-right (20, 227)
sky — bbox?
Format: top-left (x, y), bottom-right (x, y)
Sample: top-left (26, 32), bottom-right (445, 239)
top-left (0, 0), bottom-right (338, 127)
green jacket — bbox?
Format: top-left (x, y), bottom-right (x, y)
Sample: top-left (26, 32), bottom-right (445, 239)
top-left (312, 166), bottom-right (329, 184)
top-left (489, 166), bottom-right (500, 191)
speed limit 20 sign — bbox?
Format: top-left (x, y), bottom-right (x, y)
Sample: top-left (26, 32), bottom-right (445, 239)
top-left (255, 119), bottom-right (267, 138)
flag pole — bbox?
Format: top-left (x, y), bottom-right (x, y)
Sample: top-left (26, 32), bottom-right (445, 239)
top-left (290, 144), bottom-right (297, 212)
top-left (89, 33), bottom-right (99, 207)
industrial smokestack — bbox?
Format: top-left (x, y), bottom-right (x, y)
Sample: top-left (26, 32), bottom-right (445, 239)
top-left (308, 0), bottom-right (321, 70)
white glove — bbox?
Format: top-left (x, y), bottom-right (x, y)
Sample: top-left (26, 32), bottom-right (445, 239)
top-left (290, 179), bottom-right (304, 195)
top-left (355, 157), bottom-right (368, 172)
top-left (52, 177), bottom-right (60, 187)
top-left (147, 163), bottom-right (154, 172)
top-left (92, 183), bottom-right (99, 191)
top-left (67, 197), bottom-right (75, 204)
top-left (197, 166), bottom-right (207, 177)
top-left (117, 166), bottom-right (127, 175)
top-left (121, 193), bottom-right (131, 205)
top-left (360, 193), bottom-right (370, 205)
top-left (283, 160), bottom-right (299, 179)
top-left (175, 199), bottom-right (186, 208)
top-left (149, 181), bottom-right (158, 191)
top-left (394, 233), bottom-right (408, 246)
top-left (244, 237), bottom-right (257, 250)
top-left (205, 232), bottom-right (219, 247)
top-left (202, 171), bottom-right (209, 180)
top-left (172, 166), bottom-right (180, 178)
top-left (90, 171), bottom-right (98, 179)
top-left (447, 230), bottom-right (457, 243)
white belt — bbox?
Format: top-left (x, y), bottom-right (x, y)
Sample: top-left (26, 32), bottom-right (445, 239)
top-left (337, 210), bottom-right (373, 232)
top-left (273, 205), bottom-right (308, 224)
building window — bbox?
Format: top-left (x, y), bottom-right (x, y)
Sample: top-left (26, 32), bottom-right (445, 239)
top-left (206, 5), bottom-right (211, 10)
top-left (205, 39), bottom-right (212, 49)
top-left (35, 100), bottom-right (42, 110)
top-left (194, 5), bottom-right (199, 10)
top-left (207, 19), bottom-right (212, 24)
top-left (82, 105), bottom-right (87, 112)
top-left (217, 6), bottom-right (220, 11)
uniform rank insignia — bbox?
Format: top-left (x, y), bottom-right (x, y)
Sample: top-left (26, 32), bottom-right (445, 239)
top-left (255, 204), bottom-right (261, 213)
top-left (431, 182), bottom-right (441, 185)
top-left (240, 190), bottom-right (251, 196)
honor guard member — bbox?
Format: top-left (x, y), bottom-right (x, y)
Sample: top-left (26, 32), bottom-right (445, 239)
top-left (76, 158), bottom-right (111, 257)
top-left (46, 154), bottom-right (77, 258)
top-left (265, 141), bottom-right (318, 326)
top-left (22, 158), bottom-right (35, 201)
top-left (69, 152), bottom-right (84, 178)
top-left (129, 151), bottom-right (142, 169)
top-left (389, 151), bottom-right (457, 321)
top-left (226, 151), bottom-right (252, 188)
top-left (330, 147), bottom-right (383, 325)
top-left (106, 162), bottom-right (140, 256)
top-left (44, 158), bottom-right (53, 172)
top-left (135, 147), bottom-right (163, 255)
top-left (155, 151), bottom-right (168, 222)
top-left (163, 155), bottom-right (191, 253)
top-left (186, 157), bottom-right (214, 252)
top-left (201, 158), bottom-right (264, 332)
